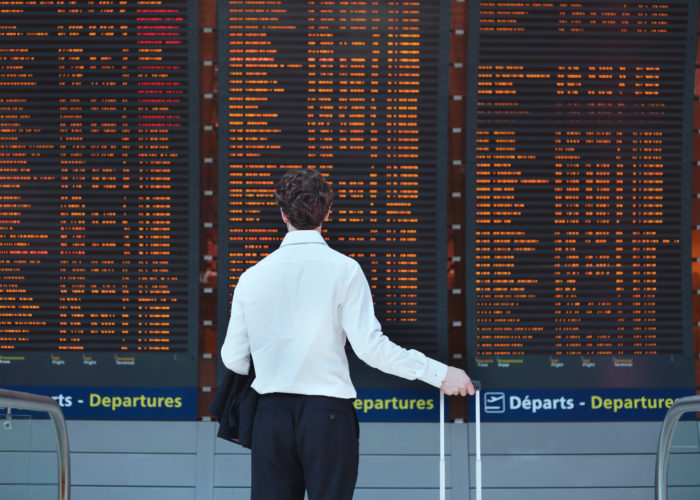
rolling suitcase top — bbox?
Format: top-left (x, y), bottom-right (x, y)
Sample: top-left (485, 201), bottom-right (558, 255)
top-left (440, 380), bottom-right (481, 500)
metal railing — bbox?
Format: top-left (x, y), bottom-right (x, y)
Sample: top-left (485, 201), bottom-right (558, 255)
top-left (655, 395), bottom-right (700, 500)
top-left (0, 388), bottom-right (70, 500)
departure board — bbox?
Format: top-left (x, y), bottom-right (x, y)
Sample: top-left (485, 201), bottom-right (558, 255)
top-left (217, 0), bottom-right (449, 389)
top-left (0, 0), bottom-right (199, 419)
top-left (465, 0), bottom-right (697, 401)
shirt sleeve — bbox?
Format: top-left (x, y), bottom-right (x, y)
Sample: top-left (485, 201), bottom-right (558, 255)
top-left (221, 273), bottom-right (251, 375)
top-left (340, 263), bottom-right (448, 389)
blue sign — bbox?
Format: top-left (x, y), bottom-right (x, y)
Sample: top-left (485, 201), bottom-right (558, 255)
top-left (469, 388), bottom-right (696, 421)
top-left (2, 386), bottom-right (197, 420)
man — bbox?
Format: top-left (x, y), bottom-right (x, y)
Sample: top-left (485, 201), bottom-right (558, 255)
top-left (221, 168), bottom-right (475, 500)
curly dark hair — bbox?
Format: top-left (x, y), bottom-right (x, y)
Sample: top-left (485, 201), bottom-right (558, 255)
top-left (275, 168), bottom-right (333, 230)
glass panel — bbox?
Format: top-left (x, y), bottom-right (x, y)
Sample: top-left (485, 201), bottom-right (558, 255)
top-left (0, 409), bottom-right (58, 500)
top-left (667, 420), bottom-right (700, 500)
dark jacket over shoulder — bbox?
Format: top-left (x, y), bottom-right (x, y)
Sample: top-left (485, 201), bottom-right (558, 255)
top-left (208, 365), bottom-right (258, 449)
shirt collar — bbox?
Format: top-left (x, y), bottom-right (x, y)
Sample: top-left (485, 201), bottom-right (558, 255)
top-left (280, 230), bottom-right (328, 247)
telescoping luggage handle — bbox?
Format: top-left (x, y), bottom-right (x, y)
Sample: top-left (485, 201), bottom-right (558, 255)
top-left (473, 380), bottom-right (482, 500)
top-left (439, 380), bottom-right (482, 500)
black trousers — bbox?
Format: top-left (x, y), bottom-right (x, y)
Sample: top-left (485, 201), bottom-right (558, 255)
top-left (251, 393), bottom-right (359, 500)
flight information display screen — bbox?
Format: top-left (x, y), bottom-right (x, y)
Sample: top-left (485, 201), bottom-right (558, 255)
top-left (0, 0), bottom-right (199, 419)
top-left (465, 0), bottom-right (697, 420)
top-left (217, 0), bottom-right (449, 418)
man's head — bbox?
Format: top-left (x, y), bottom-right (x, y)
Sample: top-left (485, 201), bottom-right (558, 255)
top-left (275, 168), bottom-right (333, 230)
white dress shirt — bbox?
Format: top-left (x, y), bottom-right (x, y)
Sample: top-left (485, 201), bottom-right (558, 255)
top-left (221, 230), bottom-right (448, 399)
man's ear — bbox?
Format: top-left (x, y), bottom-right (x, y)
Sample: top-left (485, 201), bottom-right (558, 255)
top-left (280, 208), bottom-right (289, 224)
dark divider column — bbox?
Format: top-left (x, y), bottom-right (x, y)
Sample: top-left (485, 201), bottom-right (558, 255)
top-left (198, 0), bottom-right (218, 418)
top-left (448, 0), bottom-right (469, 421)
top-left (694, 12), bottom-right (700, 395)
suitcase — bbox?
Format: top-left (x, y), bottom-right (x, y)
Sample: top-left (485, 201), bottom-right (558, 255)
top-left (439, 380), bottom-right (481, 500)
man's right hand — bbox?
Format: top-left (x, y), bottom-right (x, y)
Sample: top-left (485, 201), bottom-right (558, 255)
top-left (440, 367), bottom-right (475, 396)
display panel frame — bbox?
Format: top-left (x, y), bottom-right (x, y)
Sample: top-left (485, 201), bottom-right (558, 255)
top-left (0, 0), bottom-right (201, 419)
top-left (464, 0), bottom-right (698, 420)
top-left (216, 0), bottom-right (451, 421)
